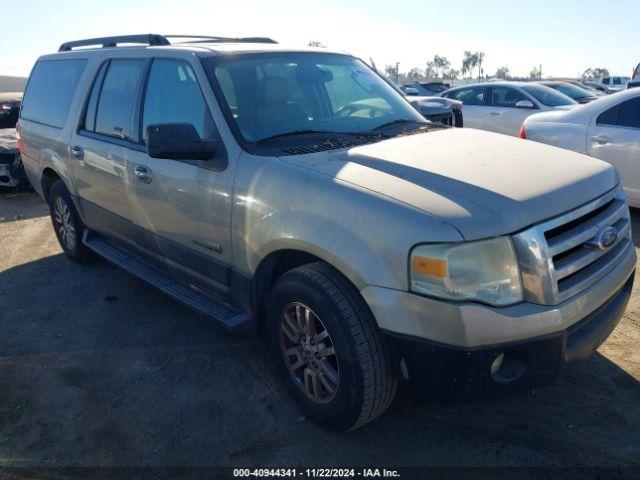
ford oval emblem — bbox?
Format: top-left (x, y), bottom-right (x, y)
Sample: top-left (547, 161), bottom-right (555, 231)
top-left (594, 226), bottom-right (618, 250)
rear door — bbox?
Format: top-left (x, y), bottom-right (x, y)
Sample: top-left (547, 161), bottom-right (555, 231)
top-left (486, 86), bottom-right (537, 136)
top-left (70, 58), bottom-right (147, 242)
top-left (587, 96), bottom-right (640, 205)
top-left (444, 86), bottom-right (487, 130)
top-left (126, 57), bottom-right (234, 296)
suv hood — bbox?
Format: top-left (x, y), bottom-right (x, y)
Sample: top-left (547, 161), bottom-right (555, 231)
top-left (282, 128), bottom-right (618, 240)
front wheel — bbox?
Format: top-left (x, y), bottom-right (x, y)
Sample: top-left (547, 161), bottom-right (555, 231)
top-left (267, 263), bottom-right (398, 431)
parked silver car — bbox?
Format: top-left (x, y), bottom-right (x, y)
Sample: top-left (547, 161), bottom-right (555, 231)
top-left (18, 34), bottom-right (636, 431)
top-left (522, 88), bottom-right (640, 208)
top-left (441, 81), bottom-right (576, 136)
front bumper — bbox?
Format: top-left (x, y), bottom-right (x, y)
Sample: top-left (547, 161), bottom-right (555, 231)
top-left (383, 272), bottom-right (634, 398)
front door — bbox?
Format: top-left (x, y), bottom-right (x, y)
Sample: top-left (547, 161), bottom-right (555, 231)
top-left (486, 86), bottom-right (536, 136)
top-left (588, 96), bottom-right (640, 205)
top-left (126, 58), bottom-right (234, 295)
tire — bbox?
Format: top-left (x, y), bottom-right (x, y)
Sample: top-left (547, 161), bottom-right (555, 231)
top-left (267, 262), bottom-right (398, 431)
top-left (48, 180), bottom-right (93, 263)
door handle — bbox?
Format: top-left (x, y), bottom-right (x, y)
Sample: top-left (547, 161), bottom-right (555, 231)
top-left (71, 145), bottom-right (84, 159)
top-left (133, 164), bottom-right (152, 183)
top-left (591, 135), bottom-right (611, 145)
top-left (489, 111), bottom-right (501, 116)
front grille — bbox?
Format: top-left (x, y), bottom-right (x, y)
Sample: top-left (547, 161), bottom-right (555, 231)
top-left (512, 187), bottom-right (632, 305)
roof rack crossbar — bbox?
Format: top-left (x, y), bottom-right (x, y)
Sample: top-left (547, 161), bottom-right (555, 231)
top-left (58, 34), bottom-right (170, 52)
top-left (165, 35), bottom-right (277, 44)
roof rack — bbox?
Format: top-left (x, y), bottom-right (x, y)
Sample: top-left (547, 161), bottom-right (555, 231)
top-left (59, 34), bottom-right (170, 52)
top-left (58, 34), bottom-right (277, 52)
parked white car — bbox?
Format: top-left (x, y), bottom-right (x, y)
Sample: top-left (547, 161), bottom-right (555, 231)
top-left (441, 82), bottom-right (577, 136)
top-left (600, 76), bottom-right (631, 93)
top-left (522, 88), bottom-right (640, 207)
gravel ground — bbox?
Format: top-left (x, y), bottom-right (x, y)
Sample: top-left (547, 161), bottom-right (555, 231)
top-left (1, 188), bottom-right (639, 475)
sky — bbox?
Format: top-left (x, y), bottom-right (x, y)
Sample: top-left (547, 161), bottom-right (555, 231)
top-left (1, 0), bottom-right (638, 79)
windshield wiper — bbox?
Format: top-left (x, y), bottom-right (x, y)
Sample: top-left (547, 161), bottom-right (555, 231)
top-left (372, 119), bottom-right (427, 132)
top-left (256, 130), bottom-right (380, 144)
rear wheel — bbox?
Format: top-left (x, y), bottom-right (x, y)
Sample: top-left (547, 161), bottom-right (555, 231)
top-left (267, 262), bottom-right (398, 431)
top-left (48, 180), bottom-right (93, 263)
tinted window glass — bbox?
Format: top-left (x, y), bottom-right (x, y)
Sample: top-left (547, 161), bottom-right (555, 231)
top-left (549, 82), bottom-right (594, 100)
top-left (491, 86), bottom-right (527, 107)
top-left (449, 87), bottom-right (486, 106)
top-left (602, 78), bottom-right (610, 85)
top-left (597, 105), bottom-right (619, 126)
top-left (142, 59), bottom-right (216, 142)
top-left (95, 59), bottom-right (145, 140)
top-left (521, 85), bottom-right (576, 107)
top-left (617, 98), bottom-right (640, 128)
top-left (21, 59), bottom-right (87, 128)
top-left (83, 62), bottom-right (108, 132)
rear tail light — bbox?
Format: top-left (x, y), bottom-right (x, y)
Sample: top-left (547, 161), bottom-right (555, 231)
top-left (16, 123), bottom-right (23, 153)
top-left (519, 123), bottom-right (526, 139)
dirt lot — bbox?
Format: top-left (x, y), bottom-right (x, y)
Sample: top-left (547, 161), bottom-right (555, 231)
top-left (1, 187), bottom-right (639, 474)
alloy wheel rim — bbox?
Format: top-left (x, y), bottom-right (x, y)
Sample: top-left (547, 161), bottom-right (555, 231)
top-left (279, 302), bottom-right (340, 404)
top-left (54, 196), bottom-right (77, 251)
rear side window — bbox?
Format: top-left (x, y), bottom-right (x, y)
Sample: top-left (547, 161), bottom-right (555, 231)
top-left (93, 59), bottom-right (145, 141)
top-left (597, 105), bottom-right (619, 126)
top-left (21, 59), bottom-right (87, 128)
top-left (142, 59), bottom-right (216, 142)
top-left (617, 98), bottom-right (640, 128)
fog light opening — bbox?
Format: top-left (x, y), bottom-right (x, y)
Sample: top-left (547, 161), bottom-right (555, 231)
top-left (490, 352), bottom-right (526, 384)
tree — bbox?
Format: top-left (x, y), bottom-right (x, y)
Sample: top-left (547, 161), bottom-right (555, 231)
top-left (385, 64), bottom-right (399, 82)
top-left (461, 51), bottom-right (475, 78)
top-left (424, 61), bottom-right (437, 79)
top-left (433, 55), bottom-right (451, 78)
top-left (476, 52), bottom-right (485, 79)
top-left (461, 51), bottom-right (485, 79)
top-left (406, 67), bottom-right (423, 80)
top-left (582, 67), bottom-right (609, 80)
top-left (529, 66), bottom-right (542, 80)
top-left (444, 68), bottom-right (459, 80)
top-left (495, 66), bottom-right (510, 79)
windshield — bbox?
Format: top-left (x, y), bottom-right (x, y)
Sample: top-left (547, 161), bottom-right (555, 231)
top-left (548, 82), bottom-right (595, 99)
top-left (204, 53), bottom-right (426, 146)
top-left (521, 85), bottom-right (577, 107)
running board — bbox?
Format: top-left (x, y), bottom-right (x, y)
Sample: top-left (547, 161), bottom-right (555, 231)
top-left (83, 231), bottom-right (256, 334)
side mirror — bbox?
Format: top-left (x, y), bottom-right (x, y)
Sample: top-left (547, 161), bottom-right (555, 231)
top-left (146, 123), bottom-right (218, 160)
top-left (515, 100), bottom-right (535, 109)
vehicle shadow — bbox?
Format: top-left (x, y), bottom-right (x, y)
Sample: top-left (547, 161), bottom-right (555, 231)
top-left (0, 187), bottom-right (47, 222)
top-left (0, 254), bottom-right (639, 469)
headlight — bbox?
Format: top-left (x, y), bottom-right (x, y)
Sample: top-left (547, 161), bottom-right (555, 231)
top-left (410, 237), bottom-right (523, 306)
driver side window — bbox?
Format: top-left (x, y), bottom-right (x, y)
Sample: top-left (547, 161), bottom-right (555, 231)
top-left (491, 87), bottom-right (527, 108)
top-left (142, 59), bottom-right (218, 143)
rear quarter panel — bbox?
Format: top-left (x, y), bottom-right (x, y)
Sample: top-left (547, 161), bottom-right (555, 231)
top-left (19, 53), bottom-right (99, 200)
top-left (524, 121), bottom-right (589, 154)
